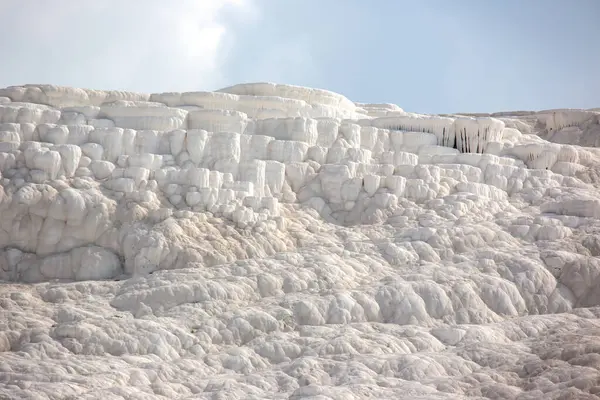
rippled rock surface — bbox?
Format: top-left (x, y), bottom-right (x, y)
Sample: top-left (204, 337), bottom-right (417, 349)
top-left (1, 83), bottom-right (600, 399)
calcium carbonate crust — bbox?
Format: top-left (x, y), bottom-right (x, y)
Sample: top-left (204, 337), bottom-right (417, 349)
top-left (1, 82), bottom-right (600, 399)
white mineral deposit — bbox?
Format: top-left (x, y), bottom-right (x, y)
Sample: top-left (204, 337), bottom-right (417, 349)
top-left (1, 82), bottom-right (600, 399)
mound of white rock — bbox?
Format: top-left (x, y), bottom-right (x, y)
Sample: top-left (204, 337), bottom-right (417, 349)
top-left (2, 82), bottom-right (600, 400)
top-left (0, 83), bottom-right (597, 282)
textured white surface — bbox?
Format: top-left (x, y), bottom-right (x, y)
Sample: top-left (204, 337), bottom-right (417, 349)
top-left (1, 83), bottom-right (600, 399)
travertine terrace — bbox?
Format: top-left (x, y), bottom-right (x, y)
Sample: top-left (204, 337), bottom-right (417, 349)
top-left (1, 82), bottom-right (600, 399)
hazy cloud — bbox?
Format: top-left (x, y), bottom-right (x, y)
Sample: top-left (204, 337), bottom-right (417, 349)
top-left (0, 0), bottom-right (257, 91)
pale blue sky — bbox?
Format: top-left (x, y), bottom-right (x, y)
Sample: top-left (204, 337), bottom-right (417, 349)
top-left (0, 0), bottom-right (598, 114)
